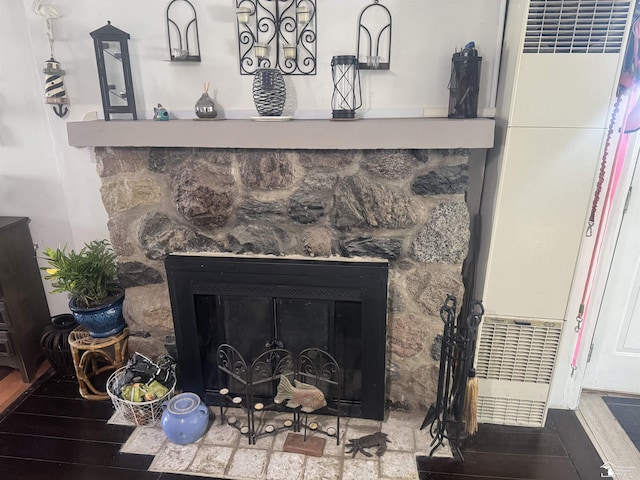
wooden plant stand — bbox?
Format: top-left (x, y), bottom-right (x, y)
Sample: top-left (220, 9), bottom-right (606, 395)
top-left (68, 326), bottom-right (129, 400)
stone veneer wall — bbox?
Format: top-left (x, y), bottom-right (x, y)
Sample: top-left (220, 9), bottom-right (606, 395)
top-left (96, 146), bottom-right (470, 412)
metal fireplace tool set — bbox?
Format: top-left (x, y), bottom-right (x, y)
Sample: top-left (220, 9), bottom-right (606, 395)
top-left (421, 295), bottom-right (485, 462)
top-left (215, 344), bottom-right (341, 451)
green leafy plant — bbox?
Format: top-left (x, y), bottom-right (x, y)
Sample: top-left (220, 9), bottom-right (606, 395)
top-left (42, 239), bottom-right (119, 309)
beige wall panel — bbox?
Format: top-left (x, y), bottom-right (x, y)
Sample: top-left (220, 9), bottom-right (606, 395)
top-left (482, 126), bottom-right (603, 319)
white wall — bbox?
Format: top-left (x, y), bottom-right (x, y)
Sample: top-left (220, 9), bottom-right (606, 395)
top-left (0, 0), bottom-right (505, 315)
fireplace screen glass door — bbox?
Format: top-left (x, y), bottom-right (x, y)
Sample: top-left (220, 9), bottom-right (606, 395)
top-left (166, 255), bottom-right (388, 420)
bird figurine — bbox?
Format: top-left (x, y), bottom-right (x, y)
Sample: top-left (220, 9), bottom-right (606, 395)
top-left (34, 0), bottom-right (62, 18)
top-left (153, 104), bottom-right (170, 121)
top-left (34, 0), bottom-right (62, 50)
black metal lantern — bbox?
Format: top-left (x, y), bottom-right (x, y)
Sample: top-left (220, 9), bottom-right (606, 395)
top-left (331, 55), bottom-right (361, 119)
top-left (356, 0), bottom-right (392, 70)
top-left (90, 21), bottom-right (137, 121)
top-left (167, 0), bottom-right (201, 61)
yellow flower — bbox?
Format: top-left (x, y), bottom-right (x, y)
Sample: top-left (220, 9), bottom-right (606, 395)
top-left (46, 268), bottom-right (59, 275)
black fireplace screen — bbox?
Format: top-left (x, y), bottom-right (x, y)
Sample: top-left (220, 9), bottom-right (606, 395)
top-left (166, 255), bottom-right (388, 420)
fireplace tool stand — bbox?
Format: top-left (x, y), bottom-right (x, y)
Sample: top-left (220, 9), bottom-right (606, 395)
top-left (420, 295), bottom-right (484, 462)
top-left (216, 344), bottom-right (341, 447)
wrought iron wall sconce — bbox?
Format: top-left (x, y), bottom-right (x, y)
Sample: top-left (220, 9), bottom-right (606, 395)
top-left (356, 0), bottom-right (391, 70)
top-left (167, 0), bottom-right (201, 61)
top-left (236, 0), bottom-right (317, 75)
top-left (90, 21), bottom-right (137, 120)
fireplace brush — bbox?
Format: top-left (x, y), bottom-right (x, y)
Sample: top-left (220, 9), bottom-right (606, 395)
top-left (458, 301), bottom-right (484, 435)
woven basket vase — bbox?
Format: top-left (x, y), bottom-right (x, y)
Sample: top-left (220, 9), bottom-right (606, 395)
top-left (252, 68), bottom-right (286, 117)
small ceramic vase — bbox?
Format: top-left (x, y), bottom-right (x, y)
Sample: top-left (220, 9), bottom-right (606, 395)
top-left (161, 392), bottom-right (210, 444)
top-left (195, 83), bottom-right (217, 119)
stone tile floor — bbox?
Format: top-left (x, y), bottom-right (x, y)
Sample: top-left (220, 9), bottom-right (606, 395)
top-left (117, 408), bottom-right (452, 480)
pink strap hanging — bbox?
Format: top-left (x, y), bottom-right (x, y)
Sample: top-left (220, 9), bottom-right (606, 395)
top-left (570, 18), bottom-right (640, 374)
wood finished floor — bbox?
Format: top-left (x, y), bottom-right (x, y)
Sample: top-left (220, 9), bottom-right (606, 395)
top-left (0, 370), bottom-right (214, 480)
top-left (417, 410), bottom-right (603, 479)
top-left (0, 369), bottom-right (603, 480)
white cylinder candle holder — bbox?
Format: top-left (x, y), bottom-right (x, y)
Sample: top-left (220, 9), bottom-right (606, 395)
top-left (172, 48), bottom-right (188, 60)
top-left (236, 7), bottom-right (251, 24)
top-left (283, 44), bottom-right (297, 60)
top-left (296, 5), bottom-right (312, 24)
top-left (367, 55), bottom-right (381, 68)
top-left (254, 43), bottom-right (270, 59)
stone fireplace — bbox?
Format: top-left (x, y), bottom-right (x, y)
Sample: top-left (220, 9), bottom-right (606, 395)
top-left (97, 146), bottom-right (471, 414)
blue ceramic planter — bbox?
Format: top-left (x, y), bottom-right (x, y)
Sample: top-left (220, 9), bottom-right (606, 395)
top-left (69, 287), bottom-right (126, 338)
top-left (161, 392), bottom-right (210, 445)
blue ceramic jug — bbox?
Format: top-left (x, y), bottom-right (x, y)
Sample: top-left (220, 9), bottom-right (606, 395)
top-left (161, 392), bottom-right (210, 444)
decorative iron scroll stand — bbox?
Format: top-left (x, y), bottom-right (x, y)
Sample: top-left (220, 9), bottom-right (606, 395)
top-left (216, 344), bottom-right (341, 446)
top-left (421, 295), bottom-right (484, 462)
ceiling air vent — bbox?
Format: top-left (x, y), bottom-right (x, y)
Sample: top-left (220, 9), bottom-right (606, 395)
top-left (524, 0), bottom-right (631, 54)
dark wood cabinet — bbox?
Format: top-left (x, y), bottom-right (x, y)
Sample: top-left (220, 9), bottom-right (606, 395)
top-left (0, 217), bottom-right (50, 382)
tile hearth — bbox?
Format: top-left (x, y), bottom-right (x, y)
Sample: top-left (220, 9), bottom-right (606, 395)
top-left (118, 408), bottom-right (452, 480)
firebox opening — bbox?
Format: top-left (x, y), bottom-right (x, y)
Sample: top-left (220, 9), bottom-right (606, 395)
top-left (166, 254), bottom-right (388, 420)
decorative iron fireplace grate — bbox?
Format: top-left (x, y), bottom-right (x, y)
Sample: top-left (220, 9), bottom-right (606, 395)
top-left (165, 254), bottom-right (389, 420)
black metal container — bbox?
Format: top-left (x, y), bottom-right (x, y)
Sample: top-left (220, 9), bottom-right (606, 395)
top-left (448, 44), bottom-right (482, 119)
top-left (40, 314), bottom-right (78, 378)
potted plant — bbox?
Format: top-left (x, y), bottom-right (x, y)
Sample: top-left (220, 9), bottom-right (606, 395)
top-left (42, 239), bottom-right (126, 338)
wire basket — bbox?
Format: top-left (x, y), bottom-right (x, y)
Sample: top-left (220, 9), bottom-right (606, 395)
top-left (107, 367), bottom-right (176, 426)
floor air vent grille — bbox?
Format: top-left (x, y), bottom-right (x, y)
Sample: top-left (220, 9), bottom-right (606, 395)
top-left (476, 316), bottom-right (563, 427)
top-left (525, 0), bottom-right (630, 54)
top-left (477, 396), bottom-right (547, 427)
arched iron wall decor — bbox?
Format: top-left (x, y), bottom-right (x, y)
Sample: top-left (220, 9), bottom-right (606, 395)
top-left (236, 0), bottom-right (317, 75)
top-left (356, 0), bottom-right (391, 70)
top-left (167, 0), bottom-right (201, 61)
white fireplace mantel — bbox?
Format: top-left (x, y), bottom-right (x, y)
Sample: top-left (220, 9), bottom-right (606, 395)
top-left (66, 118), bottom-right (495, 150)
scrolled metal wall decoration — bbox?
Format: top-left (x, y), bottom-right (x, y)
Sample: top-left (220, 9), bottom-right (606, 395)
top-left (236, 0), bottom-right (317, 75)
